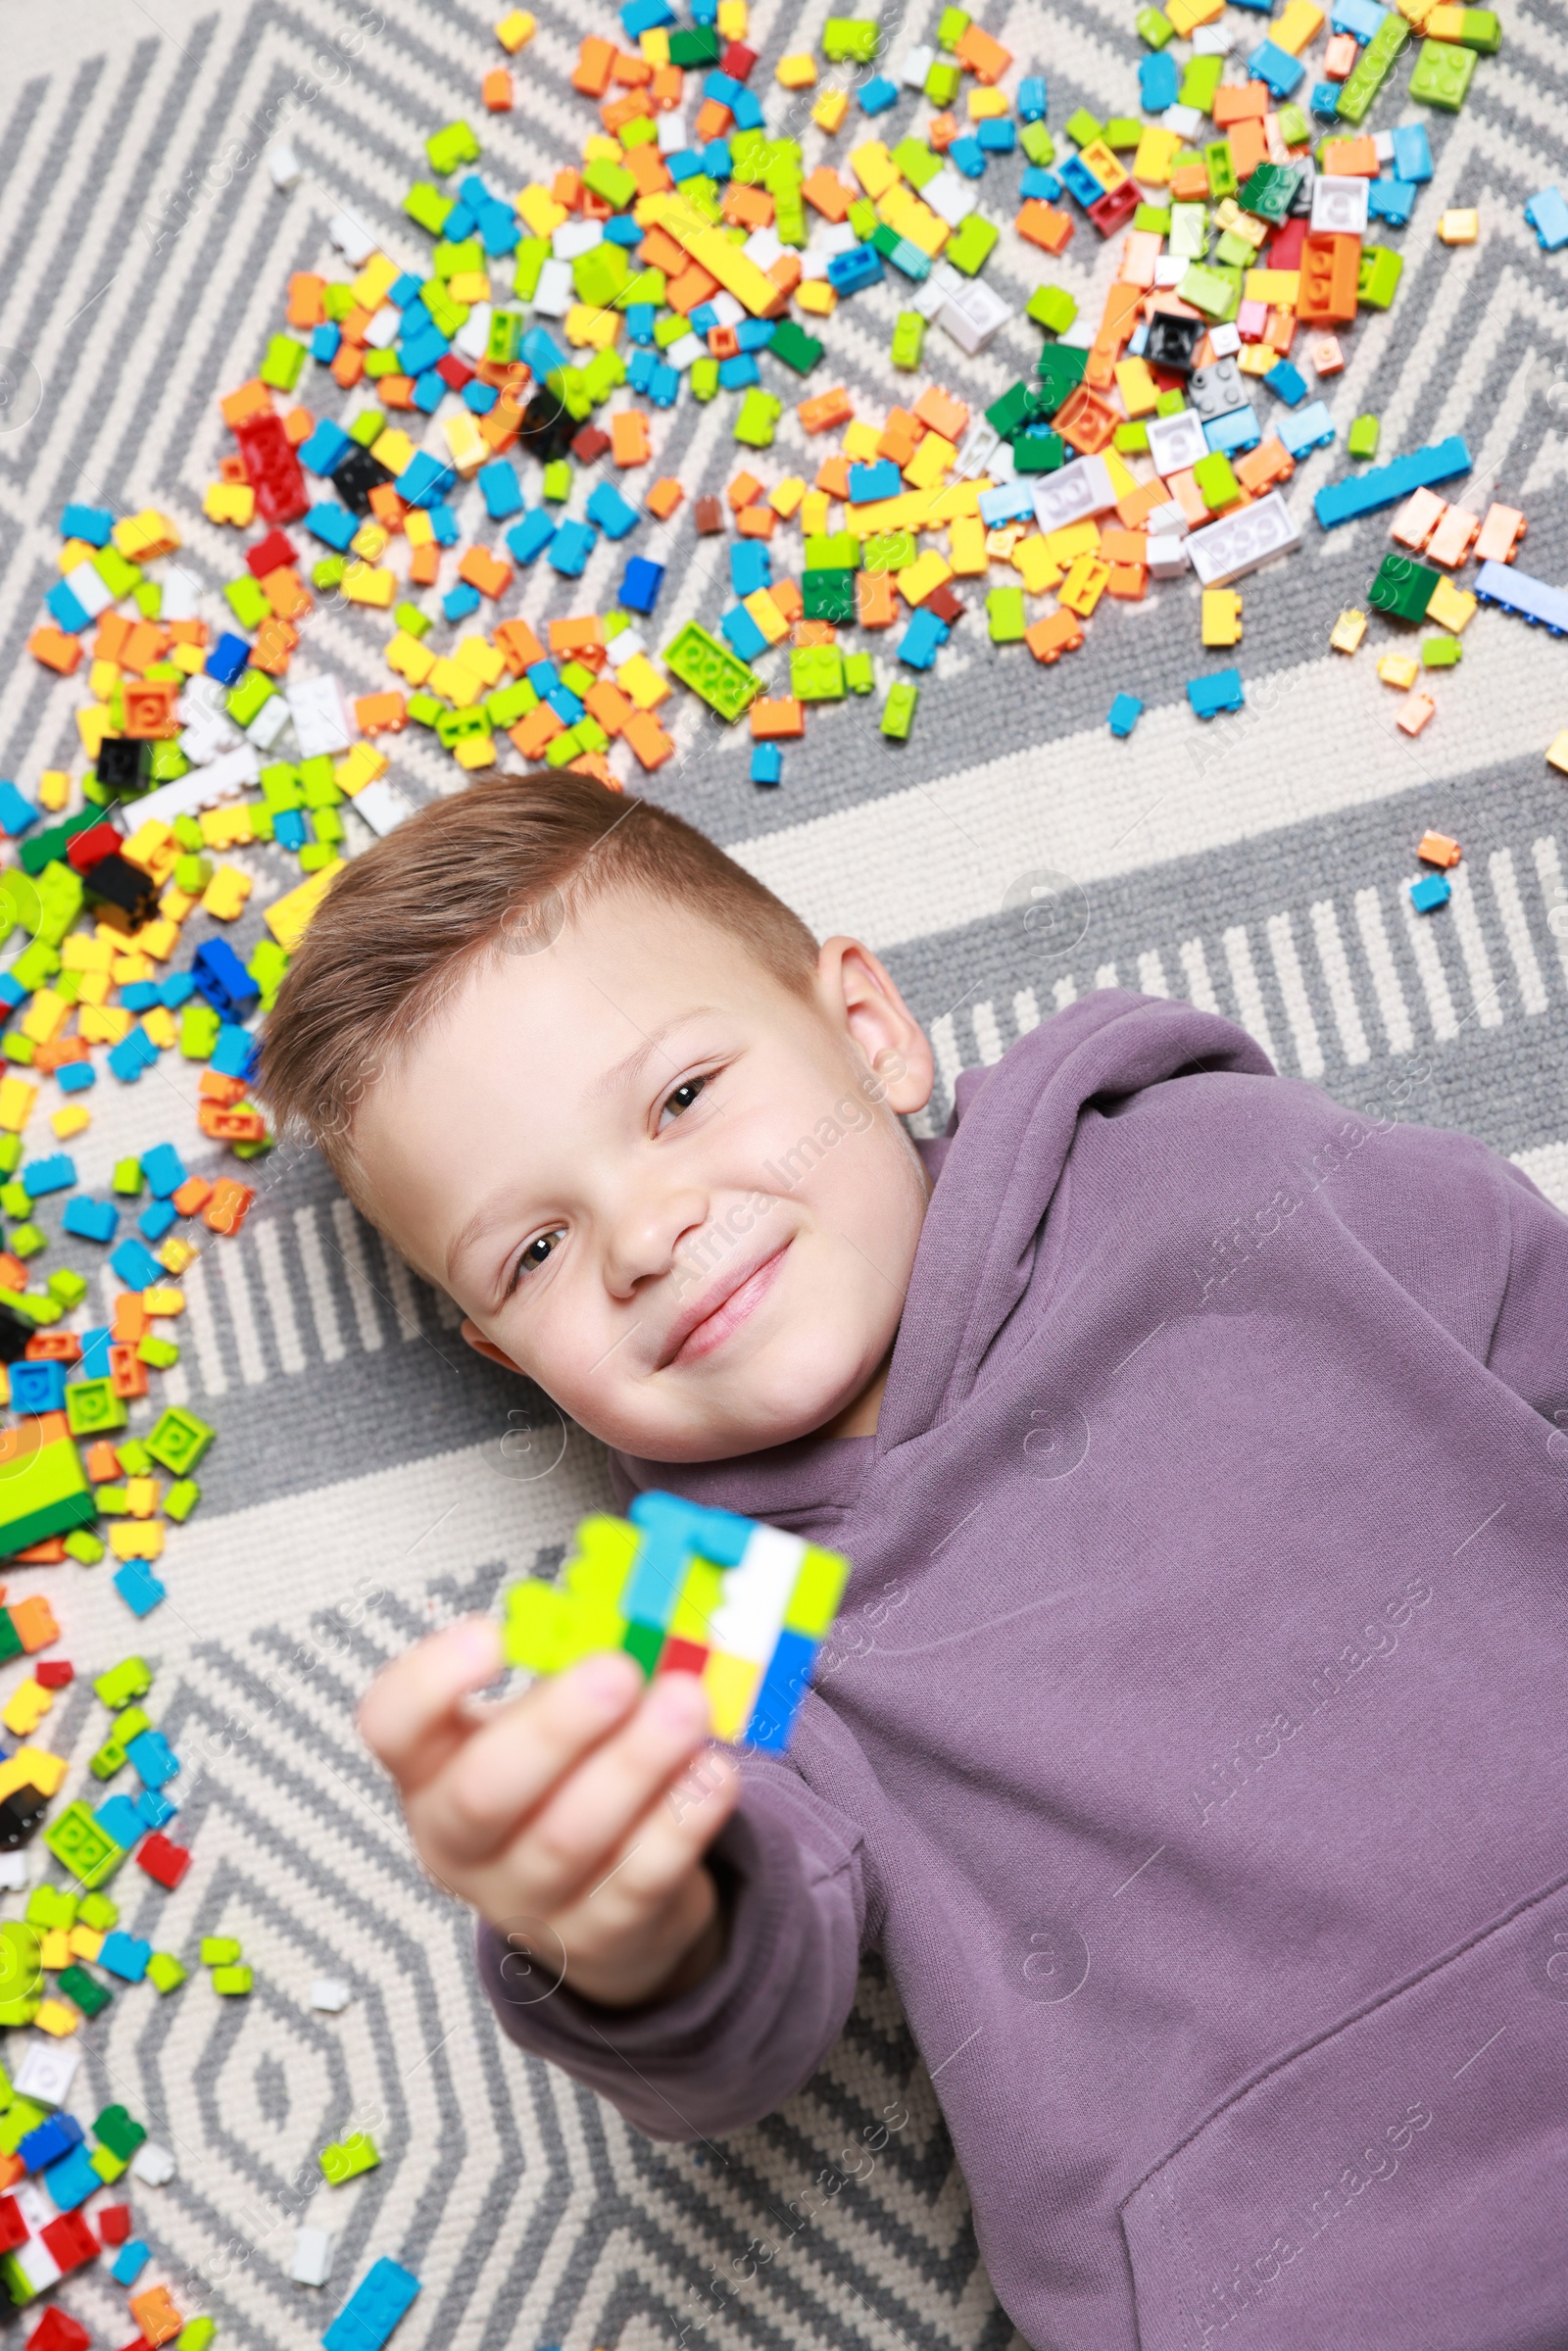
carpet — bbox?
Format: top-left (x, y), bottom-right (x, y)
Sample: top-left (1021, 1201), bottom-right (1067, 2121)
top-left (0, 0), bottom-right (1565, 2347)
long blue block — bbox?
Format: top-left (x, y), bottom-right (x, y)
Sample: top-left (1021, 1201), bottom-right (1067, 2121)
top-left (323, 2258), bottom-right (421, 2351)
top-left (1312, 434), bottom-right (1472, 528)
top-left (1473, 561), bottom-right (1568, 636)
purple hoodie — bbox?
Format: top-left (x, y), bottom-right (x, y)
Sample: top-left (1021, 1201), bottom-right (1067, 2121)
top-left (478, 992), bottom-right (1568, 2351)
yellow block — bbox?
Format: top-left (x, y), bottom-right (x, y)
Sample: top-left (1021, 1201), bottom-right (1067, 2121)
top-left (158, 1237), bottom-right (199, 1275)
top-left (1134, 125), bottom-right (1181, 183)
top-left (77, 1002), bottom-right (131, 1044)
top-left (1330, 608), bottom-right (1367, 654)
top-left (1044, 519), bottom-right (1102, 566)
top-left (702, 1650), bottom-right (760, 1743)
top-left (457, 634), bottom-right (506, 684)
top-left (966, 86), bottom-right (1009, 119)
top-left (76, 708), bottom-right (116, 759)
top-left (62, 934), bottom-right (112, 971)
top-left (743, 589), bottom-right (790, 645)
top-left (68, 1925), bottom-right (104, 1962)
top-left (203, 865), bottom-right (253, 921)
top-left (351, 521), bottom-right (389, 563)
top-left (34, 2002), bottom-right (79, 2039)
top-left (1058, 554), bottom-right (1111, 617)
top-left (370, 427), bottom-right (416, 476)
top-left (1165, 0), bottom-right (1223, 28)
top-left (812, 87), bottom-right (849, 132)
top-left (516, 183), bottom-right (566, 237)
top-left (843, 418), bottom-right (883, 463)
top-left (849, 141), bottom-right (899, 199)
top-left (769, 476), bottom-right (807, 517)
top-left (454, 733), bottom-right (498, 770)
top-left (342, 563), bottom-right (395, 608)
top-left (428, 656), bottom-right (483, 706)
top-left (405, 509), bottom-right (435, 548)
top-left (1201, 588), bottom-right (1244, 647)
top-left (905, 431), bottom-right (956, 491)
top-left (141, 1007), bottom-right (177, 1050)
top-left (1271, 0), bottom-right (1325, 51)
top-left (776, 50), bottom-right (815, 85)
top-left (1547, 731), bottom-right (1568, 777)
top-left (565, 304), bottom-right (621, 350)
top-left (1, 1681), bottom-right (51, 1738)
top-left (351, 253), bottom-right (399, 310)
top-left (1426, 575), bottom-right (1476, 632)
top-left (0, 1748), bottom-right (67, 1801)
top-left (1245, 269), bottom-right (1300, 305)
top-left (144, 1287), bottom-right (185, 1317)
top-left (797, 278), bottom-right (836, 317)
top-left (1115, 358), bottom-right (1159, 417)
top-left (442, 412), bottom-right (489, 474)
top-left (203, 481), bottom-right (255, 527)
top-left (1377, 653), bottom-right (1418, 689)
top-left (948, 514), bottom-right (988, 575)
top-left (899, 550), bottom-right (953, 605)
top-left (385, 630), bottom-right (437, 685)
top-left (1078, 139), bottom-right (1128, 194)
top-left (110, 1520), bottom-right (166, 1561)
top-left (20, 992), bottom-right (68, 1046)
top-left (496, 10), bottom-right (535, 50)
top-left (51, 1104), bottom-right (90, 1141)
top-left (924, 478), bottom-right (985, 523)
top-left (37, 771), bottom-right (70, 811)
top-left (266, 863), bottom-right (342, 952)
top-left (114, 509), bottom-right (179, 560)
top-left (336, 743), bottom-right (389, 794)
top-left (716, 0), bottom-right (747, 33)
top-left (0, 1078), bottom-right (37, 1133)
top-left (1012, 535), bottom-right (1064, 595)
top-left (617, 654), bottom-right (670, 711)
top-left (1438, 208), bottom-right (1479, 245)
top-left (123, 820), bottom-right (178, 879)
top-left (76, 971), bottom-right (110, 1007)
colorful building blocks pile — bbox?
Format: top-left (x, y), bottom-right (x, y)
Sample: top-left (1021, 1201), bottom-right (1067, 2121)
top-left (503, 1491), bottom-right (850, 1750)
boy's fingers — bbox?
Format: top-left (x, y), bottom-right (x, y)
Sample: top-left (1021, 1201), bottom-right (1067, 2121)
top-left (402, 1649), bottom-right (647, 1864)
top-left (357, 1616), bottom-right (503, 1790)
top-left (544, 1748), bottom-right (742, 1965)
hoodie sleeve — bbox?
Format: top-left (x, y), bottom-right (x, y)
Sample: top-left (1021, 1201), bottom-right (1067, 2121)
top-left (1487, 1155), bottom-right (1568, 1426)
top-left (475, 1761), bottom-right (867, 2141)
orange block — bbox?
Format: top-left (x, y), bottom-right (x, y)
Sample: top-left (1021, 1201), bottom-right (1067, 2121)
top-left (511, 704), bottom-right (565, 759)
top-left (368, 483), bottom-right (407, 527)
top-left (612, 49), bottom-right (654, 85)
top-left (549, 615), bottom-right (604, 655)
top-left (199, 1072), bottom-right (247, 1103)
top-left (496, 617), bottom-right (548, 671)
top-left (1099, 527), bottom-right (1149, 566)
top-left (735, 504), bottom-right (776, 539)
top-left (13, 1540), bottom-right (66, 1566)
top-left (354, 692), bottom-right (408, 735)
top-left (551, 168), bottom-right (583, 211)
top-left (622, 145), bottom-right (672, 198)
top-left (570, 750), bottom-right (622, 791)
top-left (666, 260), bottom-right (719, 313)
top-left (282, 406), bottom-right (314, 445)
top-left (85, 1442), bottom-right (122, 1484)
top-left (694, 95), bottom-right (732, 140)
top-left (927, 112), bottom-right (958, 150)
top-left (219, 379), bottom-right (271, 429)
top-left (751, 698), bottom-right (807, 739)
top-left (24, 1334), bottom-right (79, 1363)
top-left (1212, 82), bottom-right (1268, 123)
top-left (623, 710), bottom-right (674, 769)
top-left (650, 64), bottom-right (683, 105)
top-left (9, 1596), bottom-right (59, 1651)
top-left (129, 2287), bottom-right (182, 2348)
top-left (792, 620), bottom-right (837, 647)
top-left (1054, 385), bottom-right (1119, 455)
top-left (640, 224), bottom-right (687, 274)
top-left (109, 1345), bottom-right (148, 1400)
top-left (803, 167), bottom-right (854, 222)
top-left (770, 578), bottom-right (804, 621)
top-left (204, 1179), bottom-right (256, 1236)
top-left (122, 620), bottom-right (168, 671)
top-left (857, 570), bottom-right (898, 627)
top-left (571, 35), bottom-right (615, 95)
top-left (122, 681), bottom-right (179, 739)
top-left (814, 455), bottom-right (852, 499)
top-left (459, 547), bottom-right (513, 598)
top-left (1170, 162), bottom-right (1211, 201)
top-left (956, 22), bottom-right (1010, 78)
top-left (28, 627), bottom-right (83, 675)
top-left (261, 566), bottom-right (312, 620)
top-left (1229, 119), bottom-right (1268, 179)
top-left (584, 677), bottom-right (631, 735)
top-left (1321, 134), bottom-right (1378, 175)
top-left (171, 1176), bottom-right (214, 1217)
top-left (611, 412), bottom-right (652, 467)
top-left (1017, 201), bottom-right (1074, 253)
top-left (913, 386), bottom-right (968, 441)
top-left (798, 386), bottom-right (854, 434)
top-left (727, 470), bottom-right (764, 510)
top-left (602, 92), bottom-right (652, 136)
top-left (250, 616), bottom-right (299, 674)
top-left (330, 343), bottom-right (365, 390)
top-left (409, 543), bottom-right (440, 587)
top-left (1298, 232), bottom-right (1360, 324)
top-left (482, 66), bottom-right (514, 109)
top-left (1025, 610), bottom-right (1084, 663)
top-left (1236, 438), bottom-right (1296, 494)
top-left (1105, 563), bottom-right (1148, 600)
top-left (722, 182), bottom-right (773, 229)
top-left (286, 273), bottom-right (326, 327)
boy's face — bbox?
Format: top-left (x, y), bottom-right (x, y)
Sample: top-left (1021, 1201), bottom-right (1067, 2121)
top-left (354, 886), bottom-right (935, 1462)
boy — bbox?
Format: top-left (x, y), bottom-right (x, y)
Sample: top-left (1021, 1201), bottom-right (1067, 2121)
top-left (261, 769), bottom-right (1568, 2351)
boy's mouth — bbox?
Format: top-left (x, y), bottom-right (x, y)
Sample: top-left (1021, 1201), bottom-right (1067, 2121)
top-left (659, 1240), bottom-right (792, 1369)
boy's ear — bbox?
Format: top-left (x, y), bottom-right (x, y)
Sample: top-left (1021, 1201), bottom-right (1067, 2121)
top-left (460, 1317), bottom-right (526, 1374)
top-left (816, 937), bottom-right (935, 1116)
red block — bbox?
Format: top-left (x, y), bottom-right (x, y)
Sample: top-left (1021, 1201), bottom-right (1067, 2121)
top-left (0, 2193), bottom-right (25, 2253)
top-left (34, 1662), bottom-right (73, 1690)
top-left (40, 2210), bottom-right (97, 2274)
top-left (66, 822), bottom-right (124, 874)
top-left (232, 413), bottom-right (308, 525)
top-left (435, 354), bottom-right (473, 391)
top-left (26, 2310), bottom-right (90, 2351)
top-left (98, 2203), bottom-right (132, 2247)
top-left (245, 527), bottom-right (298, 580)
top-left (137, 1833), bottom-right (192, 1891)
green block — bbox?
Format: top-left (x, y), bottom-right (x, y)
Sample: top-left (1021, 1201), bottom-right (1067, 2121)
top-left (165, 1477), bottom-right (201, 1523)
top-left (667, 24), bottom-right (720, 63)
top-left (0, 1038), bottom-right (32, 1070)
top-left (0, 1181), bottom-right (30, 1215)
top-left (1025, 284), bottom-right (1078, 337)
top-left (1103, 117), bottom-right (1144, 150)
top-left (93, 547), bottom-right (141, 599)
top-left (987, 379), bottom-right (1043, 437)
top-left (94, 2103), bottom-right (147, 2161)
top-left (1115, 420), bottom-right (1151, 454)
top-left (144, 1405), bottom-right (216, 1477)
top-left (426, 119), bottom-right (480, 174)
top-left (66, 1379), bottom-right (126, 1440)
top-left (0, 1616), bottom-right (21, 1666)
top-left (1213, 229), bottom-right (1258, 269)
top-left (0, 1137), bottom-right (20, 1175)
top-left (891, 312), bottom-right (926, 370)
top-left (1456, 7), bottom-right (1500, 47)
top-left (844, 652), bottom-right (874, 694)
top-left (1018, 121), bottom-right (1056, 167)
top-left (733, 388), bottom-right (783, 447)
top-left (259, 334), bottom-right (307, 392)
top-left (1183, 56), bottom-right (1224, 110)
top-left (94, 1654), bottom-right (151, 1709)
top-left (46, 1269), bottom-right (85, 1310)
top-left (513, 238), bottom-right (549, 301)
top-left (1013, 429), bottom-right (1065, 472)
top-left (222, 576), bottom-right (270, 630)
top-left (1063, 109), bottom-right (1102, 148)
top-left (621, 1617), bottom-right (662, 1674)
top-left (572, 244), bottom-right (630, 309)
top-left (1203, 139), bottom-right (1238, 200)
top-left (1409, 34), bottom-right (1476, 105)
top-left (937, 4), bottom-right (969, 46)
top-left (80, 1892), bottom-right (119, 1932)
top-left (0, 2088), bottom-right (49, 2156)
top-left (862, 530), bottom-right (915, 571)
top-left (987, 587), bottom-right (1026, 643)
top-left (662, 621), bottom-right (760, 722)
top-left (790, 646), bottom-right (846, 702)
top-left (823, 16), bottom-right (880, 61)
top-left (138, 1336), bottom-right (179, 1371)
top-left (688, 353), bottom-right (717, 402)
top-left (147, 1951), bottom-right (187, 1993)
top-left (1035, 342), bottom-right (1088, 411)
top-left (1181, 262), bottom-right (1242, 320)
top-left (0, 1438), bottom-right (93, 1557)
top-left (42, 1803), bottom-right (125, 1889)
top-left (1369, 552), bottom-right (1440, 622)
top-left (582, 158), bottom-right (637, 211)
top-left (64, 1529), bottom-right (105, 1564)
top-left (924, 58), bottom-right (961, 104)
top-left (1358, 245), bottom-right (1403, 309)
top-left (1422, 634), bottom-right (1462, 667)
top-left (0, 2251), bottom-right (40, 2305)
top-left (213, 1964), bottom-right (253, 1995)
top-left (8, 1225), bottom-right (44, 1262)
top-left (892, 138), bottom-right (943, 189)
top-left (180, 1003), bottom-right (220, 1059)
top-left (201, 1936), bottom-right (242, 1967)
top-left (1193, 451), bottom-right (1241, 509)
top-left (1133, 202), bottom-right (1171, 235)
top-left (1348, 413), bottom-right (1380, 458)
top-left (880, 682), bottom-right (918, 741)
top-left (26, 1887), bottom-right (75, 1932)
top-left (112, 1156), bottom-right (143, 1197)
top-left (177, 2323), bottom-right (216, 2351)
top-left (1276, 103), bottom-right (1310, 146)
top-left (540, 461), bottom-right (569, 503)
top-left (1138, 6), bottom-right (1175, 42)
top-left (847, 198), bottom-right (878, 241)
top-left (403, 181), bottom-right (454, 234)
top-left (1239, 163), bottom-right (1300, 222)
top-left (1335, 15), bottom-right (1408, 121)
top-left (58, 1964), bottom-right (111, 2019)
top-left (767, 318), bottom-right (823, 374)
top-left (802, 569), bottom-right (856, 622)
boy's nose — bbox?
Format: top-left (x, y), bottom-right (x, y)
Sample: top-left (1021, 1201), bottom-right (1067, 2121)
top-left (604, 1186), bottom-right (710, 1295)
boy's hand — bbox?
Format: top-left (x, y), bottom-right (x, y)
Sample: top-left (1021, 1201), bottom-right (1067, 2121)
top-left (359, 1617), bottom-right (742, 2010)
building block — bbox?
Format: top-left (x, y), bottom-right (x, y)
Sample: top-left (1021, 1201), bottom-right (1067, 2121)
top-left (1312, 435), bottom-right (1473, 529)
top-left (323, 2258), bottom-right (421, 2351)
top-left (1107, 693), bottom-right (1144, 736)
top-left (1472, 561), bottom-right (1568, 634)
top-left (1410, 871), bottom-right (1450, 912)
top-left (1187, 667), bottom-right (1246, 717)
top-left (1525, 186), bottom-right (1568, 252)
top-left (661, 622), bottom-right (760, 721)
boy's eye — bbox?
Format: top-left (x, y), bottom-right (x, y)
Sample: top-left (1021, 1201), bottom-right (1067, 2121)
top-left (506, 1229), bottom-right (563, 1296)
top-left (658, 1074), bottom-right (708, 1129)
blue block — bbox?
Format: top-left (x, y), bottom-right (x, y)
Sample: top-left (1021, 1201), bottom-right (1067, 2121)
top-left (667, 147), bottom-right (707, 182)
top-left (79, 1329), bottom-right (112, 1378)
top-left (1409, 871), bottom-right (1451, 913)
top-left (947, 135), bottom-right (987, 177)
top-left (476, 460), bottom-right (523, 518)
top-left (1058, 154), bottom-right (1104, 209)
top-left (622, 0), bottom-right (674, 27)
top-left (584, 483), bottom-right (639, 539)
top-left (441, 582), bottom-right (482, 623)
top-left (858, 74), bottom-right (898, 114)
top-left (604, 216), bottom-right (644, 248)
top-left (1331, 0), bottom-right (1388, 32)
top-left (1525, 186), bottom-right (1568, 253)
top-left (22, 1153), bottom-right (75, 1199)
top-left (1139, 52), bottom-right (1180, 108)
top-left (56, 1060), bottom-right (95, 1095)
top-left (545, 686), bottom-right (585, 726)
top-left (428, 504), bottom-right (461, 548)
top-left (395, 453), bottom-right (456, 508)
top-left (623, 302), bottom-right (656, 343)
top-left (191, 940), bottom-right (256, 1019)
top-left (1017, 74), bottom-right (1048, 120)
top-left (1248, 38), bottom-right (1305, 94)
top-left (747, 1626), bottom-right (816, 1753)
top-left (113, 2242), bottom-right (153, 2287)
top-left (1204, 405), bottom-right (1261, 455)
top-left (526, 661), bottom-right (561, 695)
top-left (716, 353), bottom-right (760, 390)
top-left (626, 346), bottom-right (658, 392)
top-left (44, 2146), bottom-right (101, 2214)
top-left (1265, 360), bottom-right (1306, 406)
top-left (1277, 400), bottom-right (1335, 458)
top-left (108, 1029), bottom-right (159, 1083)
top-left (619, 557), bottom-right (665, 613)
top-left (388, 272), bottom-right (421, 307)
top-left (126, 1728), bottom-right (179, 1789)
top-left (507, 511), bottom-right (557, 566)
top-left (411, 371), bottom-right (446, 415)
top-left (62, 1197), bottom-right (117, 1245)
top-left (1392, 122), bottom-right (1432, 181)
top-left (897, 609), bottom-right (949, 669)
top-left (977, 118), bottom-right (1016, 152)
top-left (323, 2258), bottom-right (421, 2351)
top-left (729, 541), bottom-right (771, 597)
top-left (8, 1360), bottom-right (65, 1413)
top-left (135, 1788), bottom-right (177, 1830)
top-left (95, 1796), bottom-right (147, 1849)
top-left (114, 1564), bottom-right (167, 1618)
top-left (827, 244), bottom-right (883, 295)
top-left (547, 521), bottom-right (596, 578)
top-left (311, 322), bottom-right (341, 364)
top-left (1367, 177), bottom-right (1415, 226)
top-left (397, 326), bottom-right (449, 379)
top-left (44, 580), bottom-right (90, 634)
top-left (623, 1493), bottom-right (753, 1628)
top-left (730, 87), bottom-right (765, 131)
top-left (161, 971), bottom-right (198, 1008)
top-left (305, 503), bottom-right (357, 552)
top-left (138, 1200), bottom-right (176, 1242)
top-left (20, 2116), bottom-right (80, 2171)
top-left (849, 459), bottom-right (902, 504)
top-left (211, 1023), bottom-right (258, 1080)
top-left (719, 606), bottom-right (769, 661)
top-left (1107, 693), bottom-right (1144, 738)
top-left (1310, 81), bottom-right (1342, 119)
top-left (1020, 168), bottom-right (1063, 202)
top-left (120, 981), bottom-right (160, 1012)
top-left (519, 325), bottom-right (568, 379)
top-left (735, 318), bottom-right (775, 352)
top-left (206, 633), bottom-right (251, 686)
top-left (750, 743), bottom-right (783, 785)
top-left (887, 236), bottom-right (932, 280)
top-left (98, 1930), bottom-right (152, 1982)
top-left (61, 503), bottom-right (114, 546)
top-left (1473, 561), bottom-right (1568, 634)
top-left (273, 808), bottom-right (308, 852)
top-left (0, 782), bottom-right (38, 835)
top-left (978, 480), bottom-right (1036, 526)
top-left (1187, 667), bottom-right (1246, 718)
top-left (1312, 434), bottom-right (1472, 529)
top-left (111, 1238), bottom-right (165, 1289)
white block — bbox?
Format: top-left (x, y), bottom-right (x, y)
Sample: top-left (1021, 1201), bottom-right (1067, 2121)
top-left (909, 269), bottom-right (950, 319)
top-left (900, 42), bottom-right (935, 85)
top-left (351, 780), bottom-right (414, 838)
top-left (1310, 174), bottom-right (1369, 235)
top-left (954, 418), bottom-right (1001, 478)
top-left (13, 2182), bottom-right (53, 2234)
top-left (708, 1526), bottom-right (805, 1665)
top-left (710, 290), bottom-right (745, 328)
top-left (937, 276), bottom-right (1010, 356)
top-left (454, 301), bottom-right (493, 361)
top-left (1152, 256), bottom-right (1188, 286)
top-left (1030, 456), bottom-right (1115, 533)
top-left (1192, 23), bottom-right (1233, 50)
top-left (63, 561), bottom-right (114, 619)
top-left (12, 2038), bottom-right (79, 2106)
top-left (159, 565), bottom-right (203, 623)
top-left (924, 170), bottom-right (978, 228)
top-left (1147, 410), bottom-right (1210, 478)
top-left (656, 112), bottom-right (688, 153)
top-left (292, 2227), bottom-right (335, 2286)
top-left (132, 2141), bottom-right (176, 2186)
top-left (606, 627), bottom-right (648, 669)
top-left (531, 259), bottom-right (574, 318)
top-left (365, 307), bottom-right (402, 350)
top-left (268, 144), bottom-right (303, 190)
top-left (1373, 128), bottom-right (1396, 162)
top-left (287, 673), bottom-right (353, 760)
top-left (989, 437), bottom-right (1016, 480)
top-left (1146, 498), bottom-right (1189, 536)
top-left (0, 1850), bottom-right (31, 1891)
top-left (10, 2235), bottom-right (60, 2295)
top-left (327, 212), bottom-right (377, 265)
top-left (552, 220), bottom-right (603, 261)
top-left (1148, 534), bottom-right (1193, 578)
top-left (1164, 103), bottom-right (1203, 137)
top-left (1185, 490), bottom-right (1301, 586)
top-left (309, 1977), bottom-right (352, 2012)
top-left (664, 332), bottom-right (704, 370)
top-left (247, 694), bottom-right (292, 751)
top-left (137, 743), bottom-right (260, 828)
top-left (1207, 320), bottom-right (1241, 358)
top-left (743, 226), bottom-right (783, 269)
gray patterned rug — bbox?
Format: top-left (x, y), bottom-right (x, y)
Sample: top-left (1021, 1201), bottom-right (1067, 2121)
top-left (1, 0), bottom-right (1565, 2346)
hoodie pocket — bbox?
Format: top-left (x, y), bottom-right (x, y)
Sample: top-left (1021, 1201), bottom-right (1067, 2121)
top-left (1120, 1878), bottom-right (1568, 2351)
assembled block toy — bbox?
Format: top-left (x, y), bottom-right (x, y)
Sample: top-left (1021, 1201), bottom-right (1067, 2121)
top-left (502, 1492), bottom-right (850, 1751)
